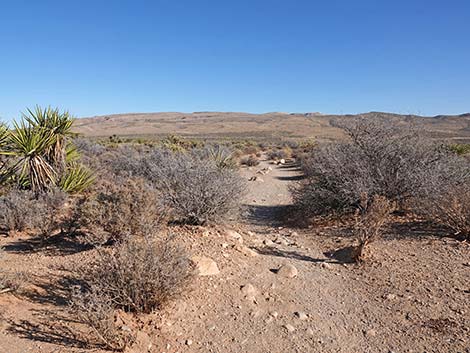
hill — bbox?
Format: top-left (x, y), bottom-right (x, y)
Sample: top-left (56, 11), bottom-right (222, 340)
top-left (73, 111), bottom-right (470, 142)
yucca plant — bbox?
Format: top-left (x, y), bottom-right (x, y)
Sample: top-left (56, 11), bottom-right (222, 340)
top-left (59, 163), bottom-right (95, 194)
top-left (6, 121), bottom-right (57, 193)
top-left (205, 145), bottom-right (236, 170)
top-left (23, 106), bottom-right (74, 173)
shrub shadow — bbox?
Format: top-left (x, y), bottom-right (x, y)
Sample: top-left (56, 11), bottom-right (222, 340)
top-left (253, 245), bottom-right (348, 264)
top-left (275, 175), bottom-right (305, 181)
top-left (7, 309), bottom-right (95, 349)
top-left (3, 233), bottom-right (93, 256)
top-left (243, 204), bottom-right (293, 227)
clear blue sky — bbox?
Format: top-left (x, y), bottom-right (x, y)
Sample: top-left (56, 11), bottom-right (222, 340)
top-left (0, 0), bottom-right (469, 120)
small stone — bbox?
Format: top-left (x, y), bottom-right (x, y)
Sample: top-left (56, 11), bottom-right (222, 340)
top-left (283, 324), bottom-right (295, 332)
top-left (385, 293), bottom-right (396, 300)
top-left (226, 229), bottom-right (243, 243)
top-left (306, 328), bottom-right (314, 336)
top-left (269, 311), bottom-right (279, 319)
top-left (235, 244), bottom-right (258, 257)
top-left (321, 262), bottom-right (333, 270)
top-left (277, 264), bottom-right (298, 278)
top-left (192, 256), bottom-right (220, 276)
top-left (294, 311), bottom-right (308, 321)
top-left (279, 159), bottom-right (286, 164)
top-left (364, 329), bottom-right (377, 337)
top-left (263, 239), bottom-right (274, 246)
top-left (185, 339), bottom-right (193, 346)
top-left (240, 284), bottom-right (257, 297)
top-left (290, 231), bottom-right (299, 237)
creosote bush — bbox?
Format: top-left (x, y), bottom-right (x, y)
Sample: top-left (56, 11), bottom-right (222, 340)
top-left (418, 184), bottom-right (470, 241)
top-left (0, 188), bottom-right (67, 237)
top-left (73, 177), bottom-right (166, 245)
top-left (292, 117), bottom-right (454, 217)
top-left (240, 154), bottom-right (260, 167)
top-left (137, 149), bottom-right (246, 225)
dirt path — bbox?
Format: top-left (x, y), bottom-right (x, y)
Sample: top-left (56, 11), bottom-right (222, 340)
top-left (240, 155), bottom-right (302, 228)
top-left (0, 155), bottom-right (468, 353)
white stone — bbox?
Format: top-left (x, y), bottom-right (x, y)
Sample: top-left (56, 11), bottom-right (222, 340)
top-left (192, 256), bottom-right (220, 276)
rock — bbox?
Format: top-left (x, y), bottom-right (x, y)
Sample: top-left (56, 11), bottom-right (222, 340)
top-left (269, 311), bottom-right (279, 319)
top-left (283, 324), bottom-right (295, 332)
top-left (192, 256), bottom-right (220, 276)
top-left (279, 159), bottom-right (286, 164)
top-left (185, 339), bottom-right (193, 346)
top-left (384, 293), bottom-right (396, 300)
top-left (240, 284), bottom-right (257, 302)
top-left (277, 264), bottom-right (298, 278)
top-left (320, 262), bottom-right (333, 270)
top-left (235, 244), bottom-right (258, 257)
top-left (364, 329), bottom-right (377, 337)
top-left (263, 239), bottom-right (274, 246)
top-left (306, 328), bottom-right (314, 336)
top-left (240, 284), bottom-right (257, 297)
top-left (294, 311), bottom-right (308, 321)
top-left (226, 229), bottom-right (243, 243)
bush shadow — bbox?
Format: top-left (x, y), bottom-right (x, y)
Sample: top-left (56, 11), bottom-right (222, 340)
top-left (7, 309), bottom-right (96, 350)
top-left (3, 232), bottom-right (93, 256)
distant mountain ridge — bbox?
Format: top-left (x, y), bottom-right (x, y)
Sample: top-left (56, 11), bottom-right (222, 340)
top-left (73, 111), bottom-right (470, 142)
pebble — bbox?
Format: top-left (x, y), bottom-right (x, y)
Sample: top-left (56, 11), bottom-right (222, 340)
top-left (192, 256), bottom-right (220, 276)
top-left (240, 284), bottom-right (257, 297)
top-left (263, 239), bottom-right (274, 246)
top-left (185, 339), bottom-right (193, 346)
top-left (294, 311), bottom-right (308, 321)
top-left (284, 324), bottom-right (295, 333)
top-left (226, 229), bottom-right (243, 243)
top-left (364, 329), bottom-right (377, 337)
top-left (277, 264), bottom-right (298, 278)
top-left (234, 244), bottom-right (258, 257)
top-left (321, 262), bottom-right (333, 270)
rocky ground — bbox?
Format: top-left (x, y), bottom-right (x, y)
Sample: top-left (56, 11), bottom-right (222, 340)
top-left (0, 156), bottom-right (469, 353)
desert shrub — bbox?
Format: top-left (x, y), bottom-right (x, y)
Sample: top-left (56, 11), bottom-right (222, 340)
top-left (448, 143), bottom-right (470, 156)
top-left (292, 117), bottom-right (452, 216)
top-left (73, 236), bottom-right (194, 314)
top-left (243, 145), bottom-right (260, 155)
top-left (73, 177), bottom-right (165, 245)
top-left (415, 173), bottom-right (470, 240)
top-left (70, 287), bottom-right (134, 351)
top-left (72, 137), bottom-right (106, 157)
top-left (267, 148), bottom-right (291, 161)
top-left (240, 155), bottom-right (260, 166)
top-left (0, 190), bottom-right (35, 233)
top-left (0, 188), bottom-right (66, 236)
top-left (33, 188), bottom-right (68, 238)
top-left (139, 149), bottom-right (246, 225)
top-left (353, 194), bottom-right (393, 261)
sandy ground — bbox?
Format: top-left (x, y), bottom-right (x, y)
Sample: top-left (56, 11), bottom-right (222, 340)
top-left (0, 156), bottom-right (469, 353)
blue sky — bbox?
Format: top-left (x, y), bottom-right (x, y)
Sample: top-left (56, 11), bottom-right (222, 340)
top-left (0, 0), bottom-right (469, 120)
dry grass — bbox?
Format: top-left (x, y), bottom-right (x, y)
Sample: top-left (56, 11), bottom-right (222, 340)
top-left (353, 194), bottom-right (394, 261)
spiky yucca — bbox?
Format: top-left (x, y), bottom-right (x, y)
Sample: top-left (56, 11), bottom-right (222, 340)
top-left (0, 106), bottom-right (94, 194)
top-left (7, 121), bottom-right (57, 193)
top-left (60, 163), bottom-right (95, 194)
top-left (23, 106), bottom-right (74, 174)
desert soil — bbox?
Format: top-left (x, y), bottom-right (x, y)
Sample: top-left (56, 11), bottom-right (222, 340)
top-left (0, 156), bottom-right (469, 353)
